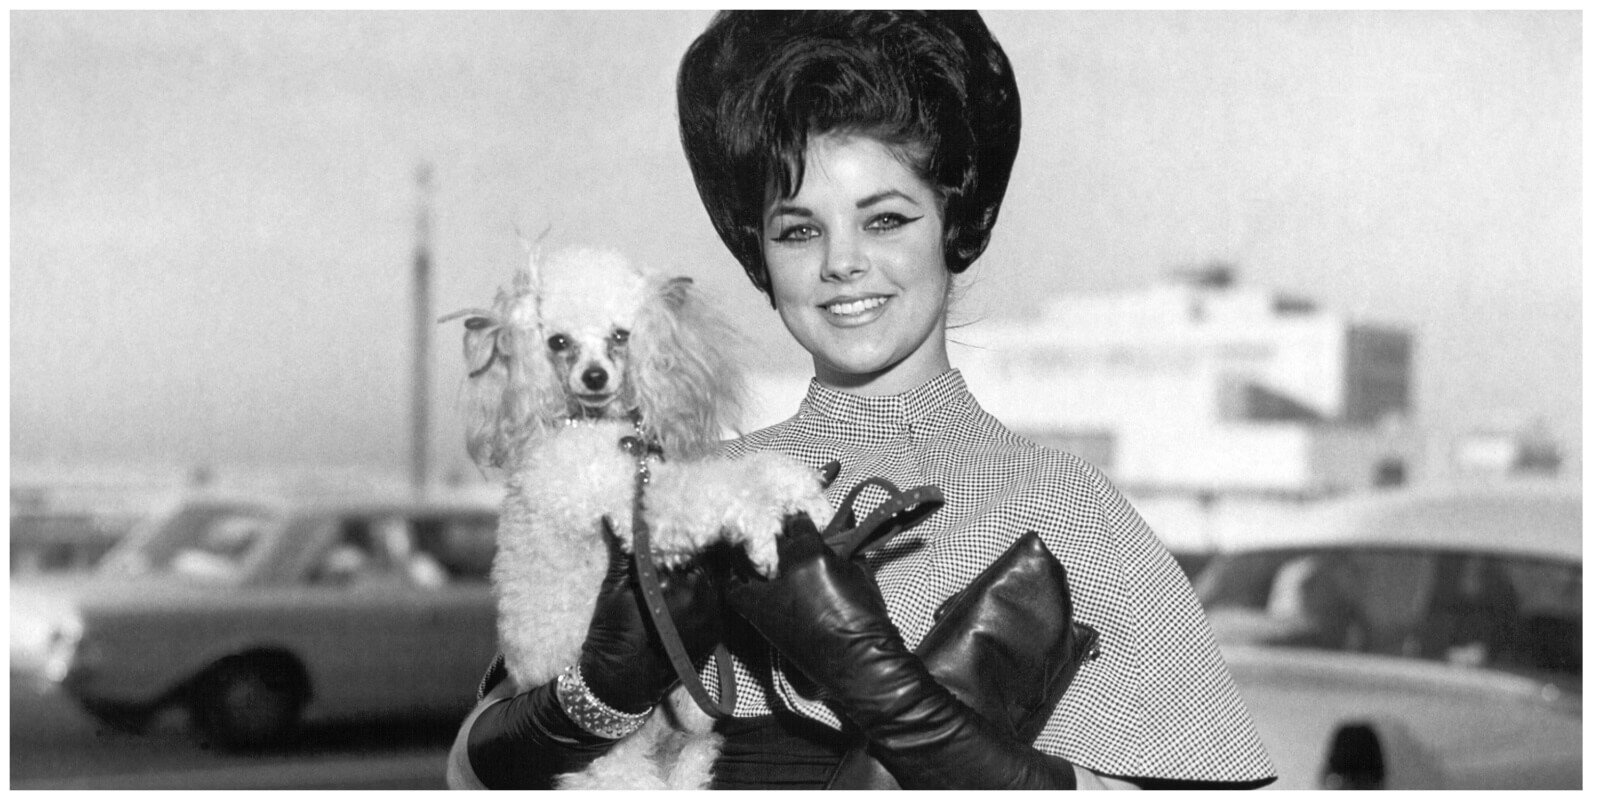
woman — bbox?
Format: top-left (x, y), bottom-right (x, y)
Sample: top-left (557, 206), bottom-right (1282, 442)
top-left (451, 11), bottom-right (1275, 789)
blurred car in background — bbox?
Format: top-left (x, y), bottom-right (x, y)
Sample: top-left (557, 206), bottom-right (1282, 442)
top-left (10, 486), bottom-right (164, 576)
top-left (10, 510), bottom-right (140, 576)
top-left (1196, 484), bottom-right (1580, 789)
top-left (11, 493), bottom-right (501, 749)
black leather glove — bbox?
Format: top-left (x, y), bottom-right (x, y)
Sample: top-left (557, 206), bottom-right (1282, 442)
top-left (466, 523), bottom-right (727, 788)
top-left (577, 520), bottom-right (728, 713)
top-left (726, 514), bottom-right (1078, 789)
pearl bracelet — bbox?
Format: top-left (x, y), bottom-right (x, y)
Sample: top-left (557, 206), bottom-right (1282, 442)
top-left (555, 664), bottom-right (652, 739)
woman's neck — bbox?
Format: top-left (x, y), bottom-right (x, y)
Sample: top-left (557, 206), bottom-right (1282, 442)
top-left (812, 342), bottom-right (951, 397)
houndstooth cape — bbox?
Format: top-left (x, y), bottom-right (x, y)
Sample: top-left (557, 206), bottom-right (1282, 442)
top-left (707, 369), bottom-right (1276, 785)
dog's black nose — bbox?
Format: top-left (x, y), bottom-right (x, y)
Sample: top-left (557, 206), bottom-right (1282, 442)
top-left (582, 367), bottom-right (609, 391)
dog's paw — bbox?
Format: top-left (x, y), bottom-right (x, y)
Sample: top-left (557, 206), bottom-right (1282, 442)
top-left (740, 527), bottom-right (782, 578)
top-left (643, 509), bottom-right (724, 571)
top-left (722, 453), bottom-right (834, 577)
top-left (645, 525), bottom-right (706, 571)
top-left (760, 455), bottom-right (836, 526)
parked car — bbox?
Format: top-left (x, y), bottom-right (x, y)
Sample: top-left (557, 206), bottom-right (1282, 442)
top-left (10, 492), bottom-right (502, 748)
top-left (10, 510), bottom-right (140, 576)
top-left (10, 486), bottom-right (165, 576)
top-left (1195, 484), bottom-right (1580, 789)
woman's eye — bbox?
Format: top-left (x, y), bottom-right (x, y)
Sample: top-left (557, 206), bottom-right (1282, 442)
top-left (547, 334), bottom-right (570, 352)
top-left (770, 223), bottom-right (818, 243)
top-left (867, 213), bottom-right (921, 231)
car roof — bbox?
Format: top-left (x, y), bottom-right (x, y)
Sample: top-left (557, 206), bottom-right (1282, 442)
top-left (1217, 483), bottom-right (1580, 563)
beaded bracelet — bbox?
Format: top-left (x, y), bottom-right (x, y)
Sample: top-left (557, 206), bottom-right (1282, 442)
top-left (554, 664), bottom-right (653, 739)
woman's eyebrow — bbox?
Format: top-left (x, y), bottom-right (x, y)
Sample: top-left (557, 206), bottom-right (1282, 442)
top-left (857, 189), bottom-right (918, 209)
top-left (767, 202), bottom-right (812, 222)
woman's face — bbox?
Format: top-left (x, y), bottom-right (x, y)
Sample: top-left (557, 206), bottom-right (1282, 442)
top-left (762, 133), bottom-right (951, 396)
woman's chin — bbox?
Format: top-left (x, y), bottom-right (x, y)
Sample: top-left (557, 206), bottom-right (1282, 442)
top-left (814, 353), bottom-right (945, 395)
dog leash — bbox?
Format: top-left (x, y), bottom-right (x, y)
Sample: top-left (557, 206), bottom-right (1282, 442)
top-left (819, 473), bottom-right (944, 562)
top-left (623, 433), bottom-right (740, 720)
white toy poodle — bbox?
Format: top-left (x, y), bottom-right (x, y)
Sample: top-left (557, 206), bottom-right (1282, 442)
top-left (443, 242), bottom-right (830, 788)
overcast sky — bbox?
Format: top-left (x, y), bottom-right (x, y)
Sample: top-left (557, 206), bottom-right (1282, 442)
top-left (10, 10), bottom-right (1581, 484)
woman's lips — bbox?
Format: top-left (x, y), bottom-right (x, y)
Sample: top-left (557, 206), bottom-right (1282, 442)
top-left (822, 295), bottom-right (889, 319)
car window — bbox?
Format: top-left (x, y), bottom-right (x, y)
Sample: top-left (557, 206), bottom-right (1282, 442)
top-left (1344, 550), bottom-right (1432, 654)
top-left (303, 512), bottom-right (496, 588)
top-left (411, 514), bottom-right (497, 585)
top-left (1418, 553), bottom-right (1580, 679)
top-left (99, 505), bottom-right (277, 582)
top-left (1199, 547), bottom-right (1581, 683)
top-left (307, 518), bottom-right (402, 587)
top-left (10, 513), bottom-right (135, 575)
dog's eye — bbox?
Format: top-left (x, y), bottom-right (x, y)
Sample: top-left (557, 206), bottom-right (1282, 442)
top-left (610, 329), bottom-right (630, 345)
top-left (546, 334), bottom-right (570, 352)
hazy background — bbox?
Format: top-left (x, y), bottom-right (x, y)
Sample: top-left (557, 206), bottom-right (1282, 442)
top-left (10, 10), bottom-right (1581, 487)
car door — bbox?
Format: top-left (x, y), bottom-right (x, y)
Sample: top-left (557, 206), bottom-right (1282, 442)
top-left (401, 512), bottom-right (501, 714)
top-left (292, 513), bottom-right (446, 718)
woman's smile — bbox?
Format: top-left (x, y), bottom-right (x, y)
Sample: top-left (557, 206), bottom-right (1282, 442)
top-left (822, 294), bottom-right (890, 321)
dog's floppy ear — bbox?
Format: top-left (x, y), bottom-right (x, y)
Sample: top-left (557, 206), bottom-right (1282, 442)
top-left (661, 276), bottom-right (694, 309)
top-left (441, 305), bottom-right (516, 468)
top-left (441, 279), bottom-right (563, 470)
top-left (439, 308), bottom-right (505, 379)
top-left (628, 274), bottom-right (745, 459)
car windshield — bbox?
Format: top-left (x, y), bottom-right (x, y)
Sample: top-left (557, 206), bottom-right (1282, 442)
top-left (1197, 546), bottom-right (1581, 687)
top-left (98, 504), bottom-right (279, 583)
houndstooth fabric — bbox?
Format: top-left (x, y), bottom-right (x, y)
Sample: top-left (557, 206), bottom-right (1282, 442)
top-left (704, 369), bottom-right (1275, 784)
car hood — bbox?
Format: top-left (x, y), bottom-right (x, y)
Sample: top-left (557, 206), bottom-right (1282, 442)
top-left (1223, 644), bottom-right (1580, 789)
top-left (13, 572), bottom-right (239, 617)
top-left (12, 572), bottom-right (245, 652)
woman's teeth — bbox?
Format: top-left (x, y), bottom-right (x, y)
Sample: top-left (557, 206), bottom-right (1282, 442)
top-left (826, 297), bottom-right (887, 316)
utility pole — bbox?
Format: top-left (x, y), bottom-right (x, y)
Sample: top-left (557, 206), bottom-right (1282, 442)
top-left (411, 162), bottom-right (434, 498)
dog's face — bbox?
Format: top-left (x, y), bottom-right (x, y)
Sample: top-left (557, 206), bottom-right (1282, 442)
top-left (542, 319), bottom-right (632, 418)
top-left (452, 245), bottom-right (739, 468)
top-left (532, 249), bottom-right (654, 421)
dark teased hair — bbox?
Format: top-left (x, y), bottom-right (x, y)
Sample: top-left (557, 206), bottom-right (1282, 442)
top-left (677, 11), bottom-right (1022, 297)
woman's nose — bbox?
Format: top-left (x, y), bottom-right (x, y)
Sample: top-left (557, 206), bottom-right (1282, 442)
top-left (821, 233), bottom-right (868, 281)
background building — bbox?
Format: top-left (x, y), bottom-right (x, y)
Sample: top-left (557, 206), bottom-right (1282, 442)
top-left (955, 264), bottom-right (1419, 499)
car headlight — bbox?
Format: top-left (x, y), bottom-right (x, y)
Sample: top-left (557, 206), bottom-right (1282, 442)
top-left (41, 615), bottom-right (84, 683)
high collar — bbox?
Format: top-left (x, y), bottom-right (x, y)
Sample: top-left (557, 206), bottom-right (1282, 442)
top-left (797, 369), bottom-right (971, 433)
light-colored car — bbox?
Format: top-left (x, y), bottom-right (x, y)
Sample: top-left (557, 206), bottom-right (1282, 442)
top-left (1195, 484), bottom-right (1580, 789)
top-left (10, 492), bottom-right (502, 748)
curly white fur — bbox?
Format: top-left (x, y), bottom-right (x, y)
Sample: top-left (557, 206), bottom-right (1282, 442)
top-left (447, 243), bottom-right (830, 789)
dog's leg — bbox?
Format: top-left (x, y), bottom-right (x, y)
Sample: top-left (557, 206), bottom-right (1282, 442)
top-left (661, 686), bottom-right (721, 789)
top-left (494, 425), bottom-right (637, 691)
top-left (644, 452), bottom-right (832, 576)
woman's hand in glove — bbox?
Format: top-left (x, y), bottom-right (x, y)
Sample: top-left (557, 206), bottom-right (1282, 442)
top-left (724, 513), bottom-right (1079, 789)
top-left (577, 518), bottom-right (727, 713)
top-left (463, 523), bottom-right (726, 788)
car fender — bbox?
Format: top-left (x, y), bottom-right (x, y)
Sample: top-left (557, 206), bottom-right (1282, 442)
top-left (66, 615), bottom-right (312, 710)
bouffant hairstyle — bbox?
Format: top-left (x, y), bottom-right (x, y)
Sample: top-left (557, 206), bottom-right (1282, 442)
top-left (677, 11), bottom-right (1022, 298)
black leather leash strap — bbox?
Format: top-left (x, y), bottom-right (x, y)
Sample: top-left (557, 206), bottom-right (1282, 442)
top-left (822, 476), bottom-right (945, 561)
top-left (628, 453), bottom-right (739, 720)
